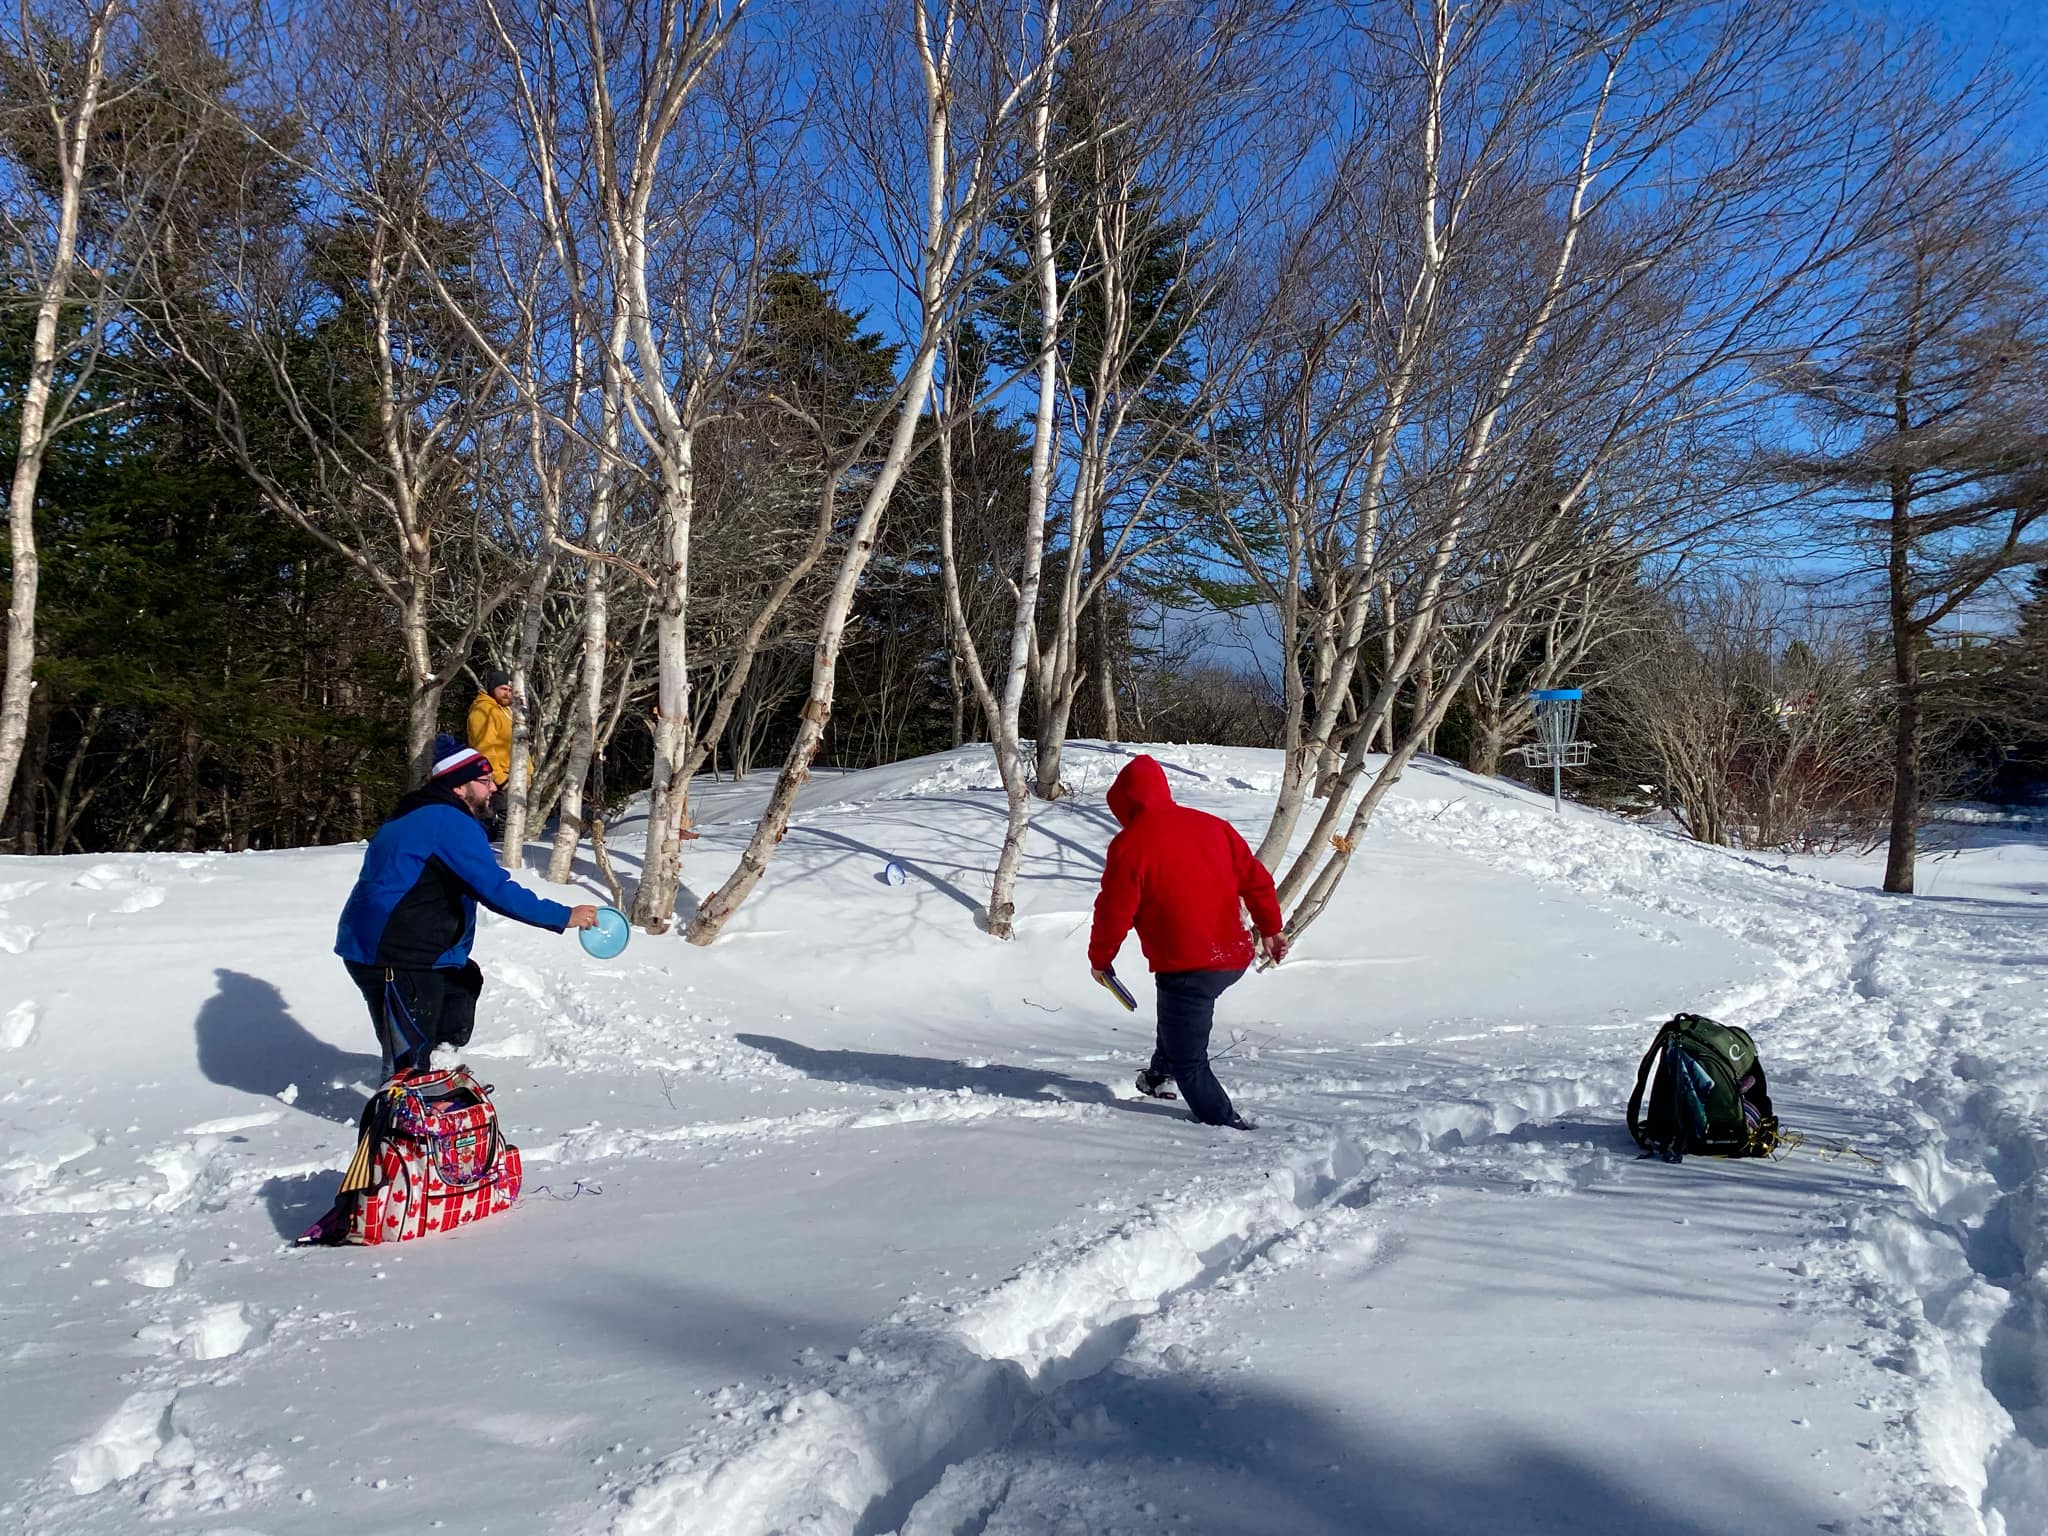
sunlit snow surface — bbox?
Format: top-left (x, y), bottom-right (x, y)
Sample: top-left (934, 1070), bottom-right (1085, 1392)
top-left (2, 742), bottom-right (2044, 1535)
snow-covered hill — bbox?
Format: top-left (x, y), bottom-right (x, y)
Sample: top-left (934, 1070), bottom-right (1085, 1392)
top-left (2, 743), bottom-right (2044, 1535)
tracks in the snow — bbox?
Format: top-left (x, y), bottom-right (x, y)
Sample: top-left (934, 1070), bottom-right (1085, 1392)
top-left (605, 1062), bottom-right (1628, 1536)
top-left (609, 1130), bottom-right (1383, 1536)
top-left (1386, 797), bottom-right (2048, 1533)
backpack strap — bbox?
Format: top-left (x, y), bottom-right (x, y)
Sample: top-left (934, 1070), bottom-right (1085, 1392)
top-left (339, 1087), bottom-right (400, 1198)
top-left (297, 1088), bottom-right (401, 1246)
top-left (1626, 1025), bottom-right (1673, 1151)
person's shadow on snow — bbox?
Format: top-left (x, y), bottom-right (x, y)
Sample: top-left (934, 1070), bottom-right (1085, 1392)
top-left (736, 1033), bottom-right (1181, 1118)
top-left (195, 969), bottom-right (380, 1125)
top-left (260, 1170), bottom-right (338, 1241)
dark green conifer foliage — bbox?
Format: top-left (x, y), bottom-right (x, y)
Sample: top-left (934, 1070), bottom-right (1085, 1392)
top-left (1, 6), bottom-right (408, 852)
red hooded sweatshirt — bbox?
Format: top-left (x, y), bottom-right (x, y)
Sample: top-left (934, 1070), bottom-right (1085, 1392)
top-left (1088, 755), bottom-right (1285, 974)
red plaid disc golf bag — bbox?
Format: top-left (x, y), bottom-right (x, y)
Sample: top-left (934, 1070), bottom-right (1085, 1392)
top-left (299, 1066), bottom-right (521, 1246)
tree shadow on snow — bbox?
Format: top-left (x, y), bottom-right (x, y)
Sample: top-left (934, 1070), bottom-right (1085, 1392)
top-left (795, 826), bottom-right (986, 916)
top-left (736, 1033), bottom-right (1183, 1119)
top-left (925, 1361), bottom-right (1834, 1536)
top-left (558, 1268), bottom-right (1820, 1536)
top-left (194, 968), bottom-right (381, 1125)
top-left (531, 1268), bottom-right (877, 1388)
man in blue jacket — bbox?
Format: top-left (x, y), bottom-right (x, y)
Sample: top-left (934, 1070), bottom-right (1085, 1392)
top-left (337, 736), bottom-right (598, 1077)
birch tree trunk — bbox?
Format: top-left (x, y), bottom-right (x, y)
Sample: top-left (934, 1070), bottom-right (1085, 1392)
top-left (684, 338), bottom-right (942, 943)
top-left (499, 549), bottom-right (560, 864)
top-left (0, 0), bottom-right (118, 830)
top-left (575, 0), bottom-right (745, 933)
top-left (1268, 6), bottom-right (1619, 910)
top-left (1223, 0), bottom-right (1866, 940)
top-left (1089, 517), bottom-right (1117, 742)
top-left (1882, 409), bottom-right (1922, 895)
top-left (1250, 1), bottom-right (1449, 869)
top-left (633, 429), bottom-right (697, 929)
top-left (546, 380), bottom-right (622, 883)
top-left (1015, 2), bottom-right (1280, 794)
top-left (985, 0), bottom-right (1064, 939)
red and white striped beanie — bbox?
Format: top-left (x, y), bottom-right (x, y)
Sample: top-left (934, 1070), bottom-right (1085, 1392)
top-left (430, 736), bottom-right (494, 788)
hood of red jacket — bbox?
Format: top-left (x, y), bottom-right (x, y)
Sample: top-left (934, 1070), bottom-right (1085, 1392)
top-left (1107, 755), bottom-right (1173, 828)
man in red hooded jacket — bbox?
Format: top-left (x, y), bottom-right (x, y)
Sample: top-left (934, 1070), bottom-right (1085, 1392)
top-left (1088, 754), bottom-right (1288, 1128)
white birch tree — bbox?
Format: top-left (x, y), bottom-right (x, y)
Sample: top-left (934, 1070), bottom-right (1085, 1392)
top-left (1, 0), bottom-right (125, 827)
top-left (977, 0), bottom-right (1064, 939)
top-left (1221, 0), bottom-right (1904, 940)
top-left (1019, 0), bottom-right (1300, 795)
top-left (453, 0), bottom-right (799, 923)
top-left (685, 0), bottom-right (1046, 945)
top-left (568, 0), bottom-right (757, 929)
top-left (545, 321), bottom-right (628, 882)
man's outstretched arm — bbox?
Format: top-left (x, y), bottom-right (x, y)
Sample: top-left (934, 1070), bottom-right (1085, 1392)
top-left (438, 811), bottom-right (579, 930)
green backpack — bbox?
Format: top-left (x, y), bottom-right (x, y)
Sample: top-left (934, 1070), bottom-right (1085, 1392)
top-left (1627, 1014), bottom-right (1780, 1162)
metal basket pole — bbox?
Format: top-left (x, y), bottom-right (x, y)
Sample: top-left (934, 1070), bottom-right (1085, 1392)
top-left (1529, 689), bottom-right (1584, 814)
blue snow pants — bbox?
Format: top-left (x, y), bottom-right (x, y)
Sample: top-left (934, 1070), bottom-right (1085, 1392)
top-left (1149, 967), bottom-right (1247, 1126)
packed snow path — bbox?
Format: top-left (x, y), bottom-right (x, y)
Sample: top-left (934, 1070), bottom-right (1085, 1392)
top-left (1, 744), bottom-right (2043, 1536)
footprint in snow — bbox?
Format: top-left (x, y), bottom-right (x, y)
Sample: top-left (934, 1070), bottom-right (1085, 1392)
top-left (134, 1302), bottom-right (263, 1362)
top-left (122, 1251), bottom-right (190, 1290)
top-left (494, 961), bottom-right (546, 998)
top-left (59, 1388), bottom-right (278, 1511)
top-left (0, 924), bottom-right (36, 954)
top-left (66, 864), bottom-right (164, 912)
top-left (2, 1000), bottom-right (39, 1050)
top-left (66, 1389), bottom-right (179, 1495)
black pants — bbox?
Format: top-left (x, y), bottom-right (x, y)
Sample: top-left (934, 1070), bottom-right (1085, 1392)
top-left (485, 784), bottom-right (508, 840)
top-left (343, 960), bottom-right (483, 1079)
top-left (1149, 968), bottom-right (1246, 1126)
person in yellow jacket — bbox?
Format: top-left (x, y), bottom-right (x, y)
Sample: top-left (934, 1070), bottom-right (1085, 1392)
top-left (467, 669), bottom-right (515, 835)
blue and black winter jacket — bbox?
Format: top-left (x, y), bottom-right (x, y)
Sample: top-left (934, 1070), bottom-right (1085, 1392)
top-left (335, 783), bottom-right (573, 970)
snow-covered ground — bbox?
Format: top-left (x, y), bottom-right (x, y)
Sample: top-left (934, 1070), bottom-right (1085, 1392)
top-left (3, 742), bottom-right (2045, 1536)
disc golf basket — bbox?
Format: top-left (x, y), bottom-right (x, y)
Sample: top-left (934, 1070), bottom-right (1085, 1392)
top-left (1515, 688), bottom-right (1590, 814)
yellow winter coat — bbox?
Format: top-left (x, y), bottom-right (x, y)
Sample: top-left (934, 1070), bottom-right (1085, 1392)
top-left (467, 692), bottom-right (513, 785)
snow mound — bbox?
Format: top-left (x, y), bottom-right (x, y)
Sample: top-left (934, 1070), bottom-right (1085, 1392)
top-left (2, 740), bottom-right (2043, 1535)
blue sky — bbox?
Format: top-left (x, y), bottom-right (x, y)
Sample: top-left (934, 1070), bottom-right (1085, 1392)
top-left (1888, 0), bottom-right (2048, 139)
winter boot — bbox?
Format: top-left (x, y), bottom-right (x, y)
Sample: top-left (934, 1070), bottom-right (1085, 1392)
top-left (1134, 1068), bottom-right (1178, 1101)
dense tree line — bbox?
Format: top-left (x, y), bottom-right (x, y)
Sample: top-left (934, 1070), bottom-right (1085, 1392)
top-left (4, 0), bottom-right (2044, 935)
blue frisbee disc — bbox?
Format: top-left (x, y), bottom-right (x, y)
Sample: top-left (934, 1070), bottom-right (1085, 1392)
top-left (579, 905), bottom-right (630, 959)
top-left (882, 860), bottom-right (907, 886)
